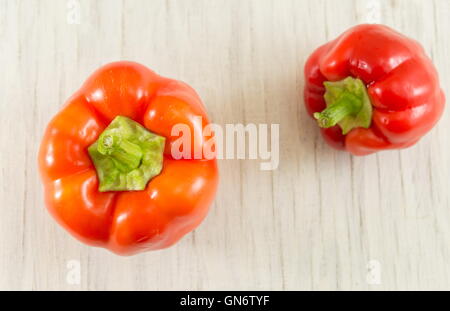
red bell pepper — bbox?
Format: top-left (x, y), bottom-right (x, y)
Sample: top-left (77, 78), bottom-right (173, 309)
top-left (38, 61), bottom-right (219, 255)
top-left (304, 24), bottom-right (445, 155)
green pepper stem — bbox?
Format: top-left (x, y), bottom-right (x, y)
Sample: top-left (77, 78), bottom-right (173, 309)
top-left (314, 93), bottom-right (361, 128)
top-left (98, 134), bottom-right (143, 172)
top-left (88, 116), bottom-right (166, 192)
top-left (314, 77), bottom-right (373, 135)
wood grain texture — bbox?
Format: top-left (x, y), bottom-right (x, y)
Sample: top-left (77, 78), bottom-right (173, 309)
top-left (0, 0), bottom-right (449, 290)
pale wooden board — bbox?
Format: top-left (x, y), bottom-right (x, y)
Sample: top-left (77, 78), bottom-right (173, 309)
top-left (0, 0), bottom-right (449, 290)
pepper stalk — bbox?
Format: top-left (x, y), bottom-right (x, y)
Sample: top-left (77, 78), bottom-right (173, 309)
top-left (314, 77), bottom-right (373, 134)
top-left (88, 116), bottom-right (165, 192)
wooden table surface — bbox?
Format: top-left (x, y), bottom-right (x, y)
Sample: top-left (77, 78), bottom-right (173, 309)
top-left (1, 0), bottom-right (449, 290)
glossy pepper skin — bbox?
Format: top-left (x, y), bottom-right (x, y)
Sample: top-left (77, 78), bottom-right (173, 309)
top-left (38, 61), bottom-right (219, 256)
top-left (304, 24), bottom-right (445, 155)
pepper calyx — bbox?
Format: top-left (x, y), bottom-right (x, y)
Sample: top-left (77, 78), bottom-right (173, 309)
top-left (314, 76), bottom-right (372, 134)
top-left (88, 116), bottom-right (165, 192)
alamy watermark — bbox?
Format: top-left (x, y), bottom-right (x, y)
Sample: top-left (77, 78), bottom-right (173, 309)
top-left (366, 259), bottom-right (382, 285)
top-left (66, 0), bottom-right (81, 25)
top-left (171, 117), bottom-right (279, 171)
top-left (66, 259), bottom-right (81, 285)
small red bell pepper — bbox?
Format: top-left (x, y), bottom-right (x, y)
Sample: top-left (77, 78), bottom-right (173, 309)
top-left (304, 24), bottom-right (445, 155)
top-left (38, 61), bottom-right (219, 256)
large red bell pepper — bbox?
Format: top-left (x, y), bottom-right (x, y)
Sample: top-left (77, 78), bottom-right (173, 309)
top-left (38, 61), bottom-right (219, 256)
top-left (304, 24), bottom-right (445, 155)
